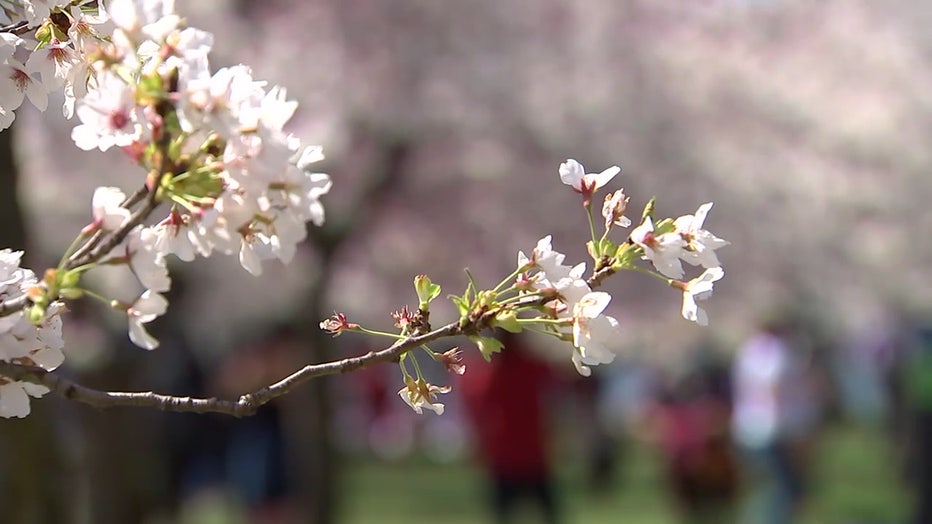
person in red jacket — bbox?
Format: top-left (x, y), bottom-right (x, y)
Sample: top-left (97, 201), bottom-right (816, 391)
top-left (460, 331), bottom-right (560, 524)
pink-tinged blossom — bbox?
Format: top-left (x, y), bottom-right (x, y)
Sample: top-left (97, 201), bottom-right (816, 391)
top-left (0, 58), bottom-right (48, 128)
top-left (26, 39), bottom-right (79, 91)
top-left (630, 217), bottom-right (687, 280)
top-left (319, 312), bottom-right (358, 337)
top-left (238, 230), bottom-right (273, 277)
top-left (674, 203), bottom-right (730, 269)
top-left (678, 267), bottom-right (724, 326)
top-left (559, 159), bottom-right (620, 207)
top-left (437, 348), bottom-right (466, 375)
top-left (186, 65), bottom-right (267, 137)
top-left (151, 221), bottom-right (197, 262)
top-left (71, 71), bottom-right (142, 151)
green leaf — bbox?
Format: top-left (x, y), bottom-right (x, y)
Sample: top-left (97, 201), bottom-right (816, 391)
top-left (471, 335), bottom-right (504, 362)
top-left (493, 310), bottom-right (522, 333)
top-left (641, 197), bottom-right (656, 221)
top-left (450, 295), bottom-right (470, 319)
top-left (613, 243), bottom-right (641, 270)
top-left (654, 217), bottom-right (675, 235)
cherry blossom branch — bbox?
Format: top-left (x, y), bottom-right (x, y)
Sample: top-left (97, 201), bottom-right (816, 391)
top-left (66, 184), bottom-right (151, 266)
top-left (0, 187), bottom-right (160, 318)
top-left (0, 320), bottom-right (463, 417)
top-left (69, 187), bottom-right (161, 269)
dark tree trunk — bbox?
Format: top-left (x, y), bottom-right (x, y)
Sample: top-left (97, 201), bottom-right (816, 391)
top-left (0, 127), bottom-right (68, 524)
top-left (285, 133), bottom-right (411, 524)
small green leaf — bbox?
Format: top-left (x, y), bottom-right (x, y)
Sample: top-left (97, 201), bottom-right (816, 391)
top-left (414, 275), bottom-right (441, 309)
top-left (613, 243), bottom-right (641, 270)
top-left (641, 197), bottom-right (656, 221)
top-left (493, 310), bottom-right (522, 333)
top-left (450, 295), bottom-right (470, 319)
top-left (471, 335), bottom-right (504, 362)
top-left (654, 217), bottom-right (675, 235)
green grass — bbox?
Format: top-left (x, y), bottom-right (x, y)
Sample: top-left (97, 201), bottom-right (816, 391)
top-left (340, 423), bottom-right (910, 524)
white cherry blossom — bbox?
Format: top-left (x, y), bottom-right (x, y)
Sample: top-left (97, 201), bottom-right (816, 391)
top-left (674, 203), bottom-right (730, 269)
top-left (26, 39), bottom-right (79, 91)
top-left (398, 379), bottom-right (451, 415)
top-left (0, 58), bottom-right (48, 116)
top-left (602, 190), bottom-right (632, 230)
top-left (680, 267), bottom-right (725, 326)
top-left (91, 186), bottom-right (131, 231)
top-left (124, 227), bottom-right (171, 292)
top-left (71, 71), bottom-right (143, 151)
top-left (0, 381), bottom-right (38, 418)
top-left (126, 290), bottom-right (168, 350)
top-left (559, 159), bottom-right (620, 194)
top-left (630, 217), bottom-right (687, 279)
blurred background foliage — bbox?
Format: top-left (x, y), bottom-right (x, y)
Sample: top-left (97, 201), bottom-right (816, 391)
top-left (0, 0), bottom-right (929, 523)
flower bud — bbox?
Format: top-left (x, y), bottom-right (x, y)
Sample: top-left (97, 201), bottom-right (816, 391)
top-left (414, 274), bottom-right (441, 310)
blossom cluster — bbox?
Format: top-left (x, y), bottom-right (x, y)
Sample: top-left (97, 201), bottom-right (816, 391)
top-left (0, 0), bottom-right (332, 415)
top-left (630, 202), bottom-right (728, 326)
top-left (3, 1), bottom-right (330, 350)
top-left (0, 250), bottom-right (64, 418)
top-left (517, 235), bottom-right (619, 377)
top-left (514, 159), bottom-right (729, 379)
top-left (372, 159), bottom-right (729, 416)
top-left (78, 1), bottom-right (331, 275)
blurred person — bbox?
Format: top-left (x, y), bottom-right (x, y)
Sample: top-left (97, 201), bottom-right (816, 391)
top-left (902, 320), bottom-right (932, 524)
top-left (648, 366), bottom-right (738, 524)
top-left (731, 315), bottom-right (822, 524)
top-left (210, 323), bottom-right (301, 524)
top-left (460, 331), bottom-right (561, 524)
top-left (570, 369), bottom-right (620, 496)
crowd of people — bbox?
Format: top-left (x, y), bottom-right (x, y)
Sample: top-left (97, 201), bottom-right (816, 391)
top-left (442, 306), bottom-right (930, 524)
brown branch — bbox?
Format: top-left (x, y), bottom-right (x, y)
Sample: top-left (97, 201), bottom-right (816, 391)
top-left (587, 266), bottom-right (615, 289)
top-left (67, 185), bottom-right (161, 269)
top-left (0, 294), bottom-right (29, 318)
top-left (0, 321), bottom-right (463, 417)
top-left (66, 184), bottom-right (150, 266)
top-left (0, 185), bottom-right (160, 318)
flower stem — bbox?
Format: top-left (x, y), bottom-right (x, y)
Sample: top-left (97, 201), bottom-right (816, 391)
top-left (630, 264), bottom-right (673, 284)
top-left (356, 327), bottom-right (405, 339)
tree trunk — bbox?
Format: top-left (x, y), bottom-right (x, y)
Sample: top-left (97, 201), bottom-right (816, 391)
top-left (0, 128), bottom-right (68, 524)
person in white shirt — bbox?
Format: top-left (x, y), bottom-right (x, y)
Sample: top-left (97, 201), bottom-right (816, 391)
top-left (732, 317), bottom-right (817, 524)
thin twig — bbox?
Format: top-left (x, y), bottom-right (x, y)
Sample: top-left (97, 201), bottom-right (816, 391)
top-left (0, 321), bottom-right (462, 417)
top-left (67, 185), bottom-right (150, 265)
top-left (67, 186), bottom-right (161, 270)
